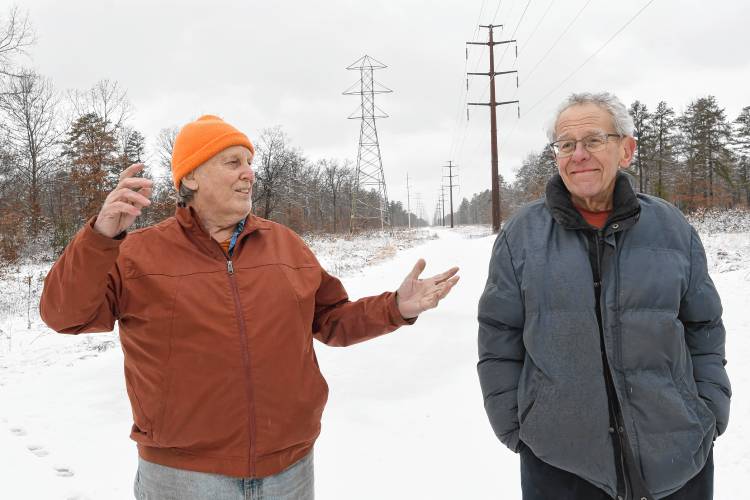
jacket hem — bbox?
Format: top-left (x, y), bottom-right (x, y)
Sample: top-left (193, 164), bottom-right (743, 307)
top-left (137, 442), bottom-right (314, 478)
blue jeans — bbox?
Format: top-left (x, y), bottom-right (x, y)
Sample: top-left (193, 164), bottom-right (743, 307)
top-left (134, 452), bottom-right (314, 500)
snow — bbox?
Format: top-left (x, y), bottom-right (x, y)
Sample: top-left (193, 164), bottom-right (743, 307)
top-left (0, 223), bottom-right (748, 499)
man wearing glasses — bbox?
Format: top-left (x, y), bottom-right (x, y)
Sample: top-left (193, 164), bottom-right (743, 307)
top-left (478, 92), bottom-right (730, 500)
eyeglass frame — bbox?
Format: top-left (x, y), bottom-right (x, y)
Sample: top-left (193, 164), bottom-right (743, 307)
top-left (549, 132), bottom-right (623, 158)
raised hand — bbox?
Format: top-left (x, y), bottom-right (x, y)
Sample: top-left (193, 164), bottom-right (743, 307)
top-left (396, 259), bottom-right (460, 319)
top-left (93, 163), bottom-right (154, 238)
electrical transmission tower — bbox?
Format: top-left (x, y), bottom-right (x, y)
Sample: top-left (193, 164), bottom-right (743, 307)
top-left (344, 55), bottom-right (392, 232)
top-left (466, 24), bottom-right (519, 233)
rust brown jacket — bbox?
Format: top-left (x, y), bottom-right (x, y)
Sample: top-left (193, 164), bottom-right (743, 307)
top-left (40, 207), bottom-right (412, 478)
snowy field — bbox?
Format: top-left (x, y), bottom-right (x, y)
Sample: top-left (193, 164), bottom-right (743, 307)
top-left (0, 220), bottom-right (748, 500)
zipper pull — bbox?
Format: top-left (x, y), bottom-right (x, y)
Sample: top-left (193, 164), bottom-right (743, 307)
top-left (227, 260), bottom-right (234, 274)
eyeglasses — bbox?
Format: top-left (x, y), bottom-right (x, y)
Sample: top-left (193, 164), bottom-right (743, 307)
top-left (550, 133), bottom-right (622, 158)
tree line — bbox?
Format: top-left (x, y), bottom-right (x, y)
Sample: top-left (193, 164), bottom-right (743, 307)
top-left (2, 7), bottom-right (748, 265)
top-left (453, 98), bottom-right (750, 226)
top-left (0, 8), bottom-right (427, 266)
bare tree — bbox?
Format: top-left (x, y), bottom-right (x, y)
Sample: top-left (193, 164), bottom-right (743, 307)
top-left (146, 126), bottom-right (179, 223)
top-left (0, 71), bottom-right (60, 237)
top-left (0, 6), bottom-right (34, 79)
top-left (321, 158), bottom-right (352, 232)
top-left (253, 126), bottom-right (294, 219)
top-left (68, 79), bottom-right (132, 138)
top-left (155, 126), bottom-right (178, 172)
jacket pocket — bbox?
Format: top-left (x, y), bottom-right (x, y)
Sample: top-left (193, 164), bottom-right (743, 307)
top-left (518, 363), bottom-right (546, 425)
top-left (676, 375), bottom-right (716, 436)
top-left (125, 368), bottom-right (153, 444)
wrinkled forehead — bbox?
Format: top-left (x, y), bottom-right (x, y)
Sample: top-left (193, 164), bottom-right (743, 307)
top-left (213, 145), bottom-right (254, 161)
top-left (554, 103), bottom-right (615, 139)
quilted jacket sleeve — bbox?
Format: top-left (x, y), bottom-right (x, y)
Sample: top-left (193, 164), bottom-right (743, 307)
top-left (679, 227), bottom-right (731, 436)
top-left (477, 231), bottom-right (526, 452)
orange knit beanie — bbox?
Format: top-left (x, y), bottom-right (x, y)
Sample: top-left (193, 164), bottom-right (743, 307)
top-left (171, 115), bottom-right (255, 190)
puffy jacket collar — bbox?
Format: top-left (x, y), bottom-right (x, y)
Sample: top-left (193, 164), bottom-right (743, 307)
top-left (544, 172), bottom-right (641, 234)
top-left (175, 206), bottom-right (272, 256)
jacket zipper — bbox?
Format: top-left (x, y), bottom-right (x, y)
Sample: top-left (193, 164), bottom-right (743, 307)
top-left (593, 231), bottom-right (631, 500)
top-left (227, 258), bottom-right (257, 476)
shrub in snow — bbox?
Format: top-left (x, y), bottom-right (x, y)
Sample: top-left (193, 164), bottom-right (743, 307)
top-left (686, 208), bottom-right (750, 234)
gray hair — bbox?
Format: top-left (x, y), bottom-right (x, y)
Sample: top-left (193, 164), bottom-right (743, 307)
top-left (177, 181), bottom-right (195, 206)
top-left (546, 92), bottom-right (635, 143)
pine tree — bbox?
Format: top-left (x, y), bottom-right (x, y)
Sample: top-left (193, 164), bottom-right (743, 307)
top-left (629, 101), bottom-right (652, 194)
top-left (648, 101), bottom-right (677, 200)
top-left (732, 106), bottom-right (750, 206)
top-left (678, 97), bottom-right (732, 208)
top-left (62, 112), bottom-right (118, 222)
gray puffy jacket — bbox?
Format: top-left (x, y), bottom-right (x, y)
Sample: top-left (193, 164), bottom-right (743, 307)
top-left (477, 174), bottom-right (731, 499)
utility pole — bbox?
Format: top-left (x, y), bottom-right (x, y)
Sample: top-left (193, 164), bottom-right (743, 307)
top-left (406, 172), bottom-right (412, 229)
top-left (467, 24), bottom-right (519, 233)
top-left (439, 186), bottom-right (447, 227)
top-left (443, 161), bottom-right (459, 228)
top-left (415, 193), bottom-right (424, 225)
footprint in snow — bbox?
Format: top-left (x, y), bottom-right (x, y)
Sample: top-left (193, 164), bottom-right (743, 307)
top-left (10, 427), bottom-right (26, 436)
top-left (54, 466), bottom-right (74, 477)
top-left (27, 444), bottom-right (49, 457)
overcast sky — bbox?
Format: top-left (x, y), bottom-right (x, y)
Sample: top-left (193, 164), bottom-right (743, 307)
top-left (17, 0), bottom-right (750, 215)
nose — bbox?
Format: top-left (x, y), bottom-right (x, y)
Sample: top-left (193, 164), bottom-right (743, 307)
top-left (240, 165), bottom-right (255, 183)
top-left (570, 141), bottom-right (590, 162)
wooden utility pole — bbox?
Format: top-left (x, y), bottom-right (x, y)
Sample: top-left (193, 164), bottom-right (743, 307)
top-left (406, 172), bottom-right (411, 229)
top-left (467, 25), bottom-right (519, 233)
top-left (443, 161), bottom-right (459, 228)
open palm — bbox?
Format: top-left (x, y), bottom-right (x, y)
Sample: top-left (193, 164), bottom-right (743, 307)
top-left (396, 259), bottom-right (460, 319)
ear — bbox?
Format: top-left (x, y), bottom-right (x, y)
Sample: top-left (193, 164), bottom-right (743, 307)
top-left (182, 170), bottom-right (199, 191)
top-left (618, 136), bottom-right (637, 168)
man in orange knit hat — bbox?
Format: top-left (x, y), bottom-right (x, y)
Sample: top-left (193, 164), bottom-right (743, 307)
top-left (41, 115), bottom-right (459, 500)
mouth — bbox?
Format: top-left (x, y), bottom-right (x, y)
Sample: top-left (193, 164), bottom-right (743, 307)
top-left (234, 187), bottom-right (251, 195)
top-left (570, 168), bottom-right (599, 175)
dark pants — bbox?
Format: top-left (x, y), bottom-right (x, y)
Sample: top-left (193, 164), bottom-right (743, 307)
top-left (520, 445), bottom-right (713, 500)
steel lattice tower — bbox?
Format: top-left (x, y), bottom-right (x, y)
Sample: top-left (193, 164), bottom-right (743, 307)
top-left (344, 55), bottom-right (392, 231)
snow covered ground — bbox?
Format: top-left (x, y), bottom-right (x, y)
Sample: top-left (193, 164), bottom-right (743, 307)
top-left (0, 222), bottom-right (747, 499)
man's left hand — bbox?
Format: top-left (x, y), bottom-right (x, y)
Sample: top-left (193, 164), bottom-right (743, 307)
top-left (396, 259), bottom-right (460, 319)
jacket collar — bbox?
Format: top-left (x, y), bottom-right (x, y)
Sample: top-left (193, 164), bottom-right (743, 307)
top-left (544, 171), bottom-right (641, 234)
top-left (175, 206), bottom-right (272, 257)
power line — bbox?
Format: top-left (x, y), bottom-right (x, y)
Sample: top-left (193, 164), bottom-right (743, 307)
top-left (519, 0), bottom-right (556, 57)
top-left (495, 0), bottom-right (532, 69)
top-left (471, 1), bottom-right (528, 107)
top-left (525, 0), bottom-right (658, 114)
top-left (498, 0), bottom-right (657, 159)
top-left (455, 1), bottom-right (530, 165)
top-left (520, 0), bottom-right (593, 85)
top-left (490, 0), bottom-right (504, 24)
top-left (448, 0), bottom-right (493, 160)
top-left (496, 0), bottom-right (557, 98)
top-left (473, 0), bottom-right (489, 39)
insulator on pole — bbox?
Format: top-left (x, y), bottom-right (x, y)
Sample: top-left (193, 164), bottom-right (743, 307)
top-left (466, 107), bottom-right (470, 121)
top-left (516, 74), bottom-right (519, 88)
top-left (515, 44), bottom-right (518, 59)
top-left (465, 47), bottom-right (468, 60)
top-left (466, 78), bottom-right (469, 91)
top-left (517, 105), bottom-right (521, 119)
